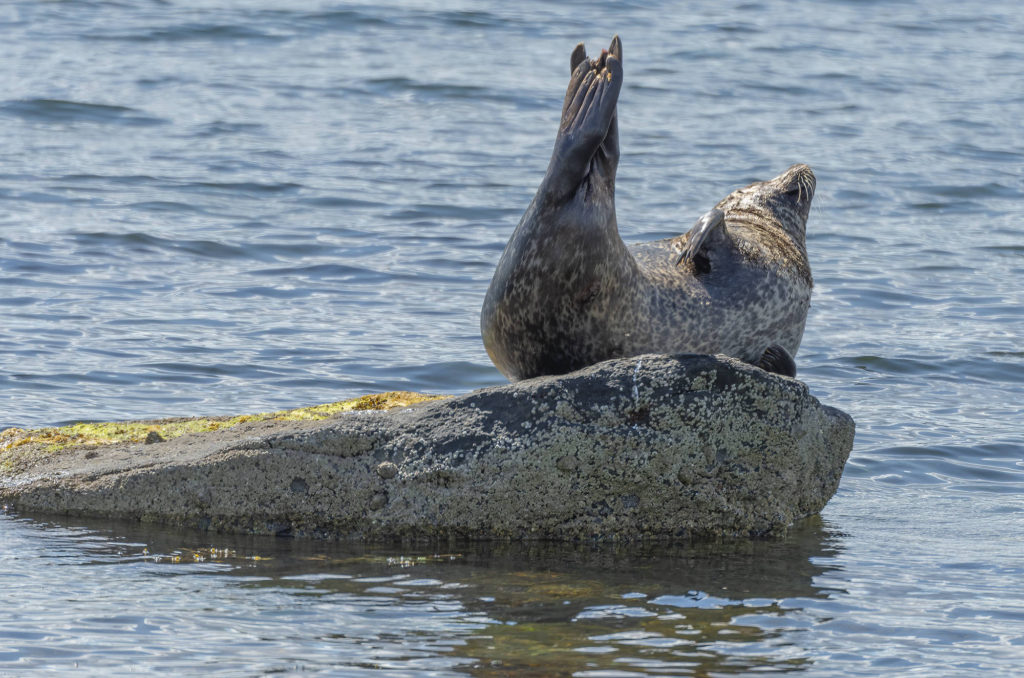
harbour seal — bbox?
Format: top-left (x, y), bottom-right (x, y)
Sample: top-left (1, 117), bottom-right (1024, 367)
top-left (481, 36), bottom-right (814, 381)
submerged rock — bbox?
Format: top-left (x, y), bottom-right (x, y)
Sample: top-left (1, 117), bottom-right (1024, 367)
top-left (0, 354), bottom-right (853, 541)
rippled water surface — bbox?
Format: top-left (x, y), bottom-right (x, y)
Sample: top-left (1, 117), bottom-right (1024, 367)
top-left (2, 0), bottom-right (1023, 675)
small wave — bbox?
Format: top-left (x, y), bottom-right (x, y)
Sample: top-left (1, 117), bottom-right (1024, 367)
top-left (0, 189), bottom-right (94, 205)
top-left (103, 317), bottom-right (233, 329)
top-left (0, 297), bottom-right (36, 307)
top-left (839, 353), bottom-right (1024, 385)
top-left (849, 443), bottom-right (1024, 492)
top-left (206, 286), bottom-right (316, 299)
top-left (87, 23), bottom-right (286, 43)
top-left (249, 264), bottom-right (388, 284)
top-left (914, 182), bottom-right (1020, 200)
top-left (58, 173), bottom-right (163, 187)
top-left (41, 371), bottom-right (140, 386)
top-left (906, 201), bottom-right (952, 211)
top-left (366, 77), bottom-right (487, 99)
top-left (242, 240), bottom-right (332, 260)
top-left (810, 71), bottom-right (866, 83)
top-left (182, 181), bottom-right (302, 195)
top-left (2, 258), bottom-right (92, 275)
top-left (807, 231), bottom-right (877, 244)
top-left (976, 244), bottom-right (1024, 254)
top-left (298, 9), bottom-right (394, 28)
top-left (833, 288), bottom-right (934, 309)
top-left (358, 76), bottom-right (546, 108)
top-left (437, 10), bottom-right (509, 28)
top-left (128, 201), bottom-right (210, 214)
top-left (70, 232), bottom-right (251, 260)
top-left (298, 196), bottom-right (382, 209)
top-left (352, 360), bottom-right (503, 393)
top-left (742, 80), bottom-right (820, 96)
top-left (910, 263), bottom-right (975, 273)
top-left (946, 143), bottom-right (1023, 163)
top-left (713, 22), bottom-right (761, 35)
top-left (0, 99), bottom-right (165, 126)
top-left (290, 7), bottom-right (517, 34)
top-left (385, 203), bottom-right (518, 222)
top-left (139, 362), bottom-right (277, 379)
top-left (191, 121), bottom-right (266, 138)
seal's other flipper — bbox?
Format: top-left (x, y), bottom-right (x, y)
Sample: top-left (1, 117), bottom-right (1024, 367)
top-left (754, 344), bottom-right (797, 377)
top-left (545, 36), bottom-right (623, 201)
top-left (675, 208), bottom-right (725, 274)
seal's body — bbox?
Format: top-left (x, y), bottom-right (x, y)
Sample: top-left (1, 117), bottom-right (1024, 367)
top-left (481, 37), bottom-right (814, 381)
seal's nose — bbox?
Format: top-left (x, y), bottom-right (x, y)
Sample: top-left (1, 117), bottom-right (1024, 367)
top-left (783, 163), bottom-right (814, 181)
top-left (778, 164), bottom-right (815, 202)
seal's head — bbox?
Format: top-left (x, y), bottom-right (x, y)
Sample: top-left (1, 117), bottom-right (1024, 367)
top-left (716, 163), bottom-right (815, 241)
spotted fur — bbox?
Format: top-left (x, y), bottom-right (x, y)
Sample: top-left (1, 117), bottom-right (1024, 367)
top-left (481, 38), bottom-right (814, 381)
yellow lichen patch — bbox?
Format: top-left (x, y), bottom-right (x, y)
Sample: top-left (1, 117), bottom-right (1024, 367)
top-left (273, 391), bottom-right (448, 420)
top-left (0, 416), bottom-right (263, 453)
top-left (0, 428), bottom-right (27, 446)
top-left (0, 391), bottom-right (449, 459)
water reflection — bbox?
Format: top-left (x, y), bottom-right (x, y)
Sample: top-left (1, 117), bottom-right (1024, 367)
top-left (3, 512), bottom-right (843, 676)
top-left (439, 533), bottom-right (842, 676)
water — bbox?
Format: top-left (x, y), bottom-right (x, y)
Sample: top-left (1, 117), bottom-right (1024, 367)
top-left (1, 0), bottom-right (1022, 675)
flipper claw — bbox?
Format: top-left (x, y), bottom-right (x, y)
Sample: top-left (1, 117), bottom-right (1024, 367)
top-left (570, 42), bottom-right (586, 74)
top-left (609, 35), bottom-right (622, 62)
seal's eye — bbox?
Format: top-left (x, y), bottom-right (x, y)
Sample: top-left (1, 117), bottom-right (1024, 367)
top-left (783, 186), bottom-right (802, 199)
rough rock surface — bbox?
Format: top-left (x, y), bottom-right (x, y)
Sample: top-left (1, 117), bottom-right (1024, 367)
top-left (1, 354), bottom-right (854, 541)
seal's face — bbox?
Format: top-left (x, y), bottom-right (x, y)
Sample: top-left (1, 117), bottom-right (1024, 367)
top-left (716, 164), bottom-right (815, 241)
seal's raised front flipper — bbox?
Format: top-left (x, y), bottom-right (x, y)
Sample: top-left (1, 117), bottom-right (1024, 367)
top-left (675, 208), bottom-right (726, 274)
top-left (591, 36), bottom-right (620, 187)
top-left (754, 344), bottom-right (797, 377)
top-left (543, 36), bottom-right (623, 202)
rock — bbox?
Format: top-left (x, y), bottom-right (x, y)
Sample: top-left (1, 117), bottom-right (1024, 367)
top-left (0, 354), bottom-right (853, 541)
